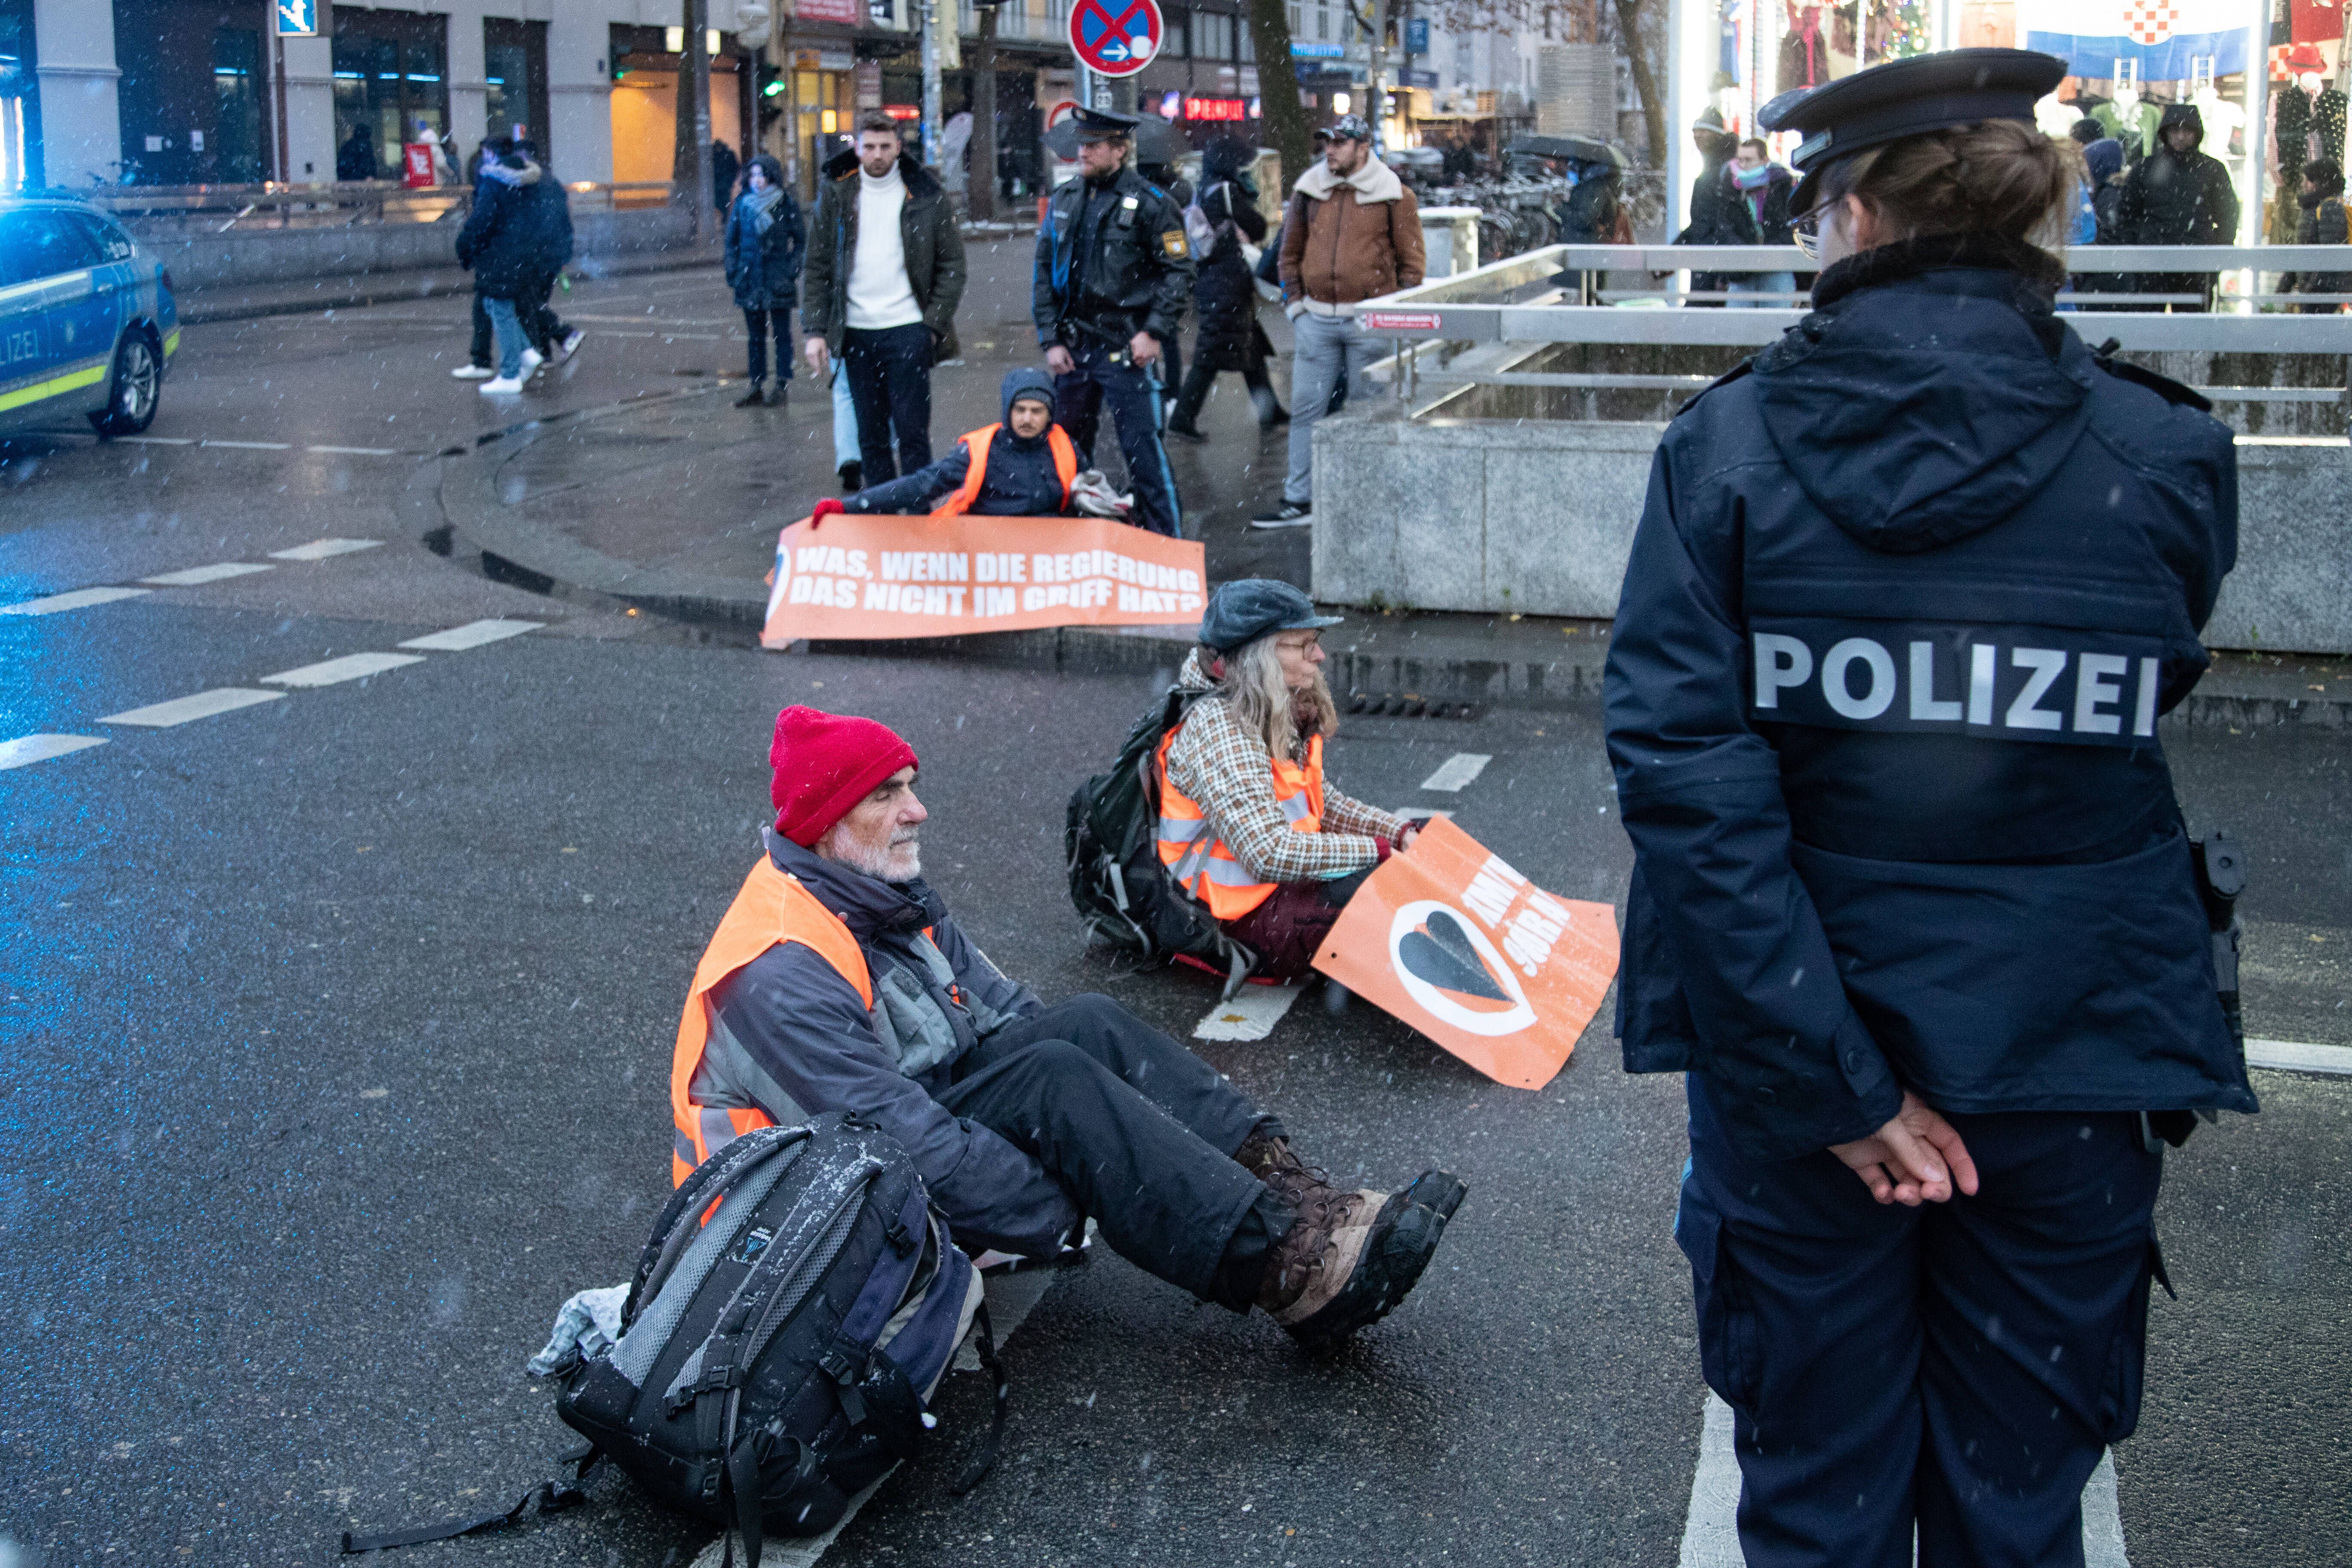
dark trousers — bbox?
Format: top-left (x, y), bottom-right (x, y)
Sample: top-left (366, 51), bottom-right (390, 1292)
top-left (1679, 1078), bottom-right (2165, 1568)
top-left (841, 322), bottom-right (934, 484)
top-left (1173, 352), bottom-right (1278, 428)
top-left (1053, 343), bottom-right (1182, 537)
top-left (1222, 867), bottom-right (1373, 981)
top-left (472, 282), bottom-right (569, 365)
top-left (937, 994), bottom-right (1281, 1305)
top-left (744, 307), bottom-right (793, 385)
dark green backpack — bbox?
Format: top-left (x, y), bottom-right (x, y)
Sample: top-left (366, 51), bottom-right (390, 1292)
top-left (1063, 686), bottom-right (1256, 992)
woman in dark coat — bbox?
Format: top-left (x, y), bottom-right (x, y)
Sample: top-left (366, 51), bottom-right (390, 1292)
top-left (723, 153), bottom-right (806, 407)
top-left (1168, 136), bottom-right (1287, 440)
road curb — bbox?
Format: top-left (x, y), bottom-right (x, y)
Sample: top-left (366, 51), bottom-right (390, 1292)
top-left (412, 398), bottom-right (2352, 726)
top-left (174, 248), bottom-right (723, 328)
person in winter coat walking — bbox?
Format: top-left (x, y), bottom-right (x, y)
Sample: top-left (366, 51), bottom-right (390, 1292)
top-left (725, 153), bottom-right (807, 407)
top-left (1672, 109), bottom-right (1760, 305)
top-left (519, 137), bottom-right (581, 369)
top-left (455, 146), bottom-right (546, 394)
top-left (1168, 136), bottom-right (1286, 441)
top-left (1724, 138), bottom-right (1798, 306)
top-left (2116, 102), bottom-right (2239, 311)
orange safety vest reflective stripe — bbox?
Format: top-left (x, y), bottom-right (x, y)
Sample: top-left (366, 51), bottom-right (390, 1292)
top-left (927, 422), bottom-right (1081, 521)
top-left (1154, 728), bottom-right (1326, 920)
top-left (669, 856), bottom-right (873, 1187)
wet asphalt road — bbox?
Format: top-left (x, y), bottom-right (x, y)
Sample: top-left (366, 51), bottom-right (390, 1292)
top-left (1, 276), bottom-right (2347, 1568)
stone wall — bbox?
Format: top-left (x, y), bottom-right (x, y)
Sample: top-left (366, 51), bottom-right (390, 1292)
top-left (122, 203), bottom-right (698, 291)
top-left (1311, 408), bottom-right (2352, 655)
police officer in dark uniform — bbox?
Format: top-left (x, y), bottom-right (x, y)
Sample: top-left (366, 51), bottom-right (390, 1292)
top-left (1602, 49), bottom-right (2258, 1566)
top-left (1032, 105), bottom-right (1195, 537)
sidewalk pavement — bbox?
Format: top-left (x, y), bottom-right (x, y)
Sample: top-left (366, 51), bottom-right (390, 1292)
top-left (397, 242), bottom-right (2349, 729)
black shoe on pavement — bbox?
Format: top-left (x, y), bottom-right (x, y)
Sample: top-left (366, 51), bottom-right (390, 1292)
top-left (1165, 417), bottom-right (1208, 444)
top-left (1398, 1169), bottom-right (1469, 1225)
top-left (765, 383), bottom-right (787, 407)
top-left (735, 384), bottom-right (767, 408)
top-left (837, 460), bottom-right (862, 494)
top-left (1250, 501), bottom-right (1312, 530)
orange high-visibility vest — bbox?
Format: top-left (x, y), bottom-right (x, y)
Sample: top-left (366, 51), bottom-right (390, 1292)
top-left (1154, 728), bottom-right (1326, 920)
top-left (669, 856), bottom-right (873, 1186)
top-left (927, 422), bottom-right (1081, 521)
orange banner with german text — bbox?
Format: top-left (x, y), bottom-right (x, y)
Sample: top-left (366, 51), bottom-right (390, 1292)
top-left (762, 512), bottom-right (1207, 647)
top-left (1311, 817), bottom-right (1620, 1090)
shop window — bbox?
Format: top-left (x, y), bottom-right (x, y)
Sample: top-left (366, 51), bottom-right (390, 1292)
top-left (211, 27), bottom-right (266, 184)
top-left (332, 9), bottom-right (448, 181)
top-left (484, 19), bottom-right (551, 159)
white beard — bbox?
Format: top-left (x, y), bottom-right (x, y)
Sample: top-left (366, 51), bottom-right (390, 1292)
top-left (823, 827), bottom-right (921, 883)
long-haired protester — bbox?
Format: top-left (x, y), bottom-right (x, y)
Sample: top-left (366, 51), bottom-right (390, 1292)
top-left (1602, 49), bottom-right (2257, 1566)
top-left (1156, 579), bottom-right (1418, 984)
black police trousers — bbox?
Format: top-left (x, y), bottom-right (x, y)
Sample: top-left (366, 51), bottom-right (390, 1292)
top-left (1678, 1077), bottom-right (2164, 1568)
top-left (937, 994), bottom-right (1286, 1308)
top-left (1053, 342), bottom-right (1182, 536)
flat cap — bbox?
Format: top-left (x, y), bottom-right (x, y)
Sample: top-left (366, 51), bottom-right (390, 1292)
top-left (1761, 47), bottom-right (2067, 214)
top-left (1199, 579), bottom-right (1342, 653)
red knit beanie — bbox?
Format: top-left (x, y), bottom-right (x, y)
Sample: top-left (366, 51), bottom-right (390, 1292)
top-left (769, 706), bottom-right (920, 846)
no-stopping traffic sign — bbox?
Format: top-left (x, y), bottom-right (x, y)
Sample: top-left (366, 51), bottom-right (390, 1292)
top-left (1068, 0), bottom-right (1161, 77)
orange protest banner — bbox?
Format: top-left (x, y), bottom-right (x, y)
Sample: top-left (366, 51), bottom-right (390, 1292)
top-left (762, 512), bottom-right (1206, 647)
top-left (1311, 817), bottom-right (1619, 1090)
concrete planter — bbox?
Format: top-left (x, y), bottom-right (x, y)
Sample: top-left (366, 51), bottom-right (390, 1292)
top-left (124, 203), bottom-right (697, 290)
top-left (1311, 410), bottom-right (2352, 655)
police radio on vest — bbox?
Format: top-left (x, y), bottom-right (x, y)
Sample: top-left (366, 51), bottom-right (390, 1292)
top-left (1751, 628), bottom-right (2164, 745)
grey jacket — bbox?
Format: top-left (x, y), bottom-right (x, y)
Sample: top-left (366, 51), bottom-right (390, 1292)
top-left (698, 832), bottom-right (1076, 1256)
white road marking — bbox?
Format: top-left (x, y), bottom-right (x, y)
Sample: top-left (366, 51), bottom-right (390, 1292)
top-left (199, 439), bottom-right (293, 451)
top-left (0, 734), bottom-right (108, 771)
top-left (0, 585), bottom-right (151, 617)
top-left (113, 435), bottom-right (194, 445)
top-left (139, 562), bottom-right (274, 587)
top-left (1194, 984), bottom-right (1303, 1042)
top-left (261, 651), bottom-right (426, 688)
top-left (2247, 1038), bottom-right (2352, 1076)
top-left (396, 618), bottom-right (543, 651)
top-left (1676, 1393), bottom-right (2131, 1566)
top-left (99, 688), bottom-right (285, 727)
top-left (1418, 752), bottom-right (1493, 793)
top-left (305, 446), bottom-right (401, 456)
top-left (268, 537), bottom-right (383, 561)
top-left (1392, 807), bottom-right (1456, 821)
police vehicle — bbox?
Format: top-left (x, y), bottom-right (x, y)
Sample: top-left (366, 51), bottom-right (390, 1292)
top-left (0, 195), bottom-right (178, 438)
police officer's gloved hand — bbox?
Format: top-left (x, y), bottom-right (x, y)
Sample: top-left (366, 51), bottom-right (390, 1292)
top-left (810, 497), bottom-right (847, 529)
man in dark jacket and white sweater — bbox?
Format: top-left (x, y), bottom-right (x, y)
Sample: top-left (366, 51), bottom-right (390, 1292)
top-left (801, 114), bottom-right (967, 486)
top-left (671, 706), bottom-right (1463, 1349)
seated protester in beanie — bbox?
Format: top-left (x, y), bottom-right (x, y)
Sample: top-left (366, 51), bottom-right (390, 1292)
top-left (672, 707), bottom-right (1465, 1348)
top-left (815, 369), bottom-right (1077, 521)
top-left (1158, 580), bottom-right (1418, 982)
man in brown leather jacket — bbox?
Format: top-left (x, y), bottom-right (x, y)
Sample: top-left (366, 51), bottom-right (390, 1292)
top-left (1256, 115), bottom-right (1425, 529)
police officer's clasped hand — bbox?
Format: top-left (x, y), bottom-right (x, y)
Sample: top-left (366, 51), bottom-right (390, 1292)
top-left (1127, 331), bottom-right (1160, 368)
top-left (1827, 1090), bottom-right (1980, 1207)
top-left (1045, 346), bottom-right (1075, 377)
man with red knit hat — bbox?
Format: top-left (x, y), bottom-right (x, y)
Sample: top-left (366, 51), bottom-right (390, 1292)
top-left (667, 705), bottom-right (1463, 1349)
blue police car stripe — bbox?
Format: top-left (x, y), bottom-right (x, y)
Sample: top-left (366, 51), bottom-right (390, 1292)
top-left (1749, 620), bottom-right (2164, 746)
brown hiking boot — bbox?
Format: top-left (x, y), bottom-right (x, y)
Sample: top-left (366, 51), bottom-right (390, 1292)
top-left (1254, 1186), bottom-right (1366, 1317)
top-left (1271, 1188), bottom-right (1446, 1349)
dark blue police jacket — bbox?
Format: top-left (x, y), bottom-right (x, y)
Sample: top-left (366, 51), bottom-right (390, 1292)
top-left (1603, 233), bottom-right (2260, 1161)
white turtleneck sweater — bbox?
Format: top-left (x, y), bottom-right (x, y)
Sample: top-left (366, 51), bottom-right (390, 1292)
top-left (845, 164), bottom-right (923, 331)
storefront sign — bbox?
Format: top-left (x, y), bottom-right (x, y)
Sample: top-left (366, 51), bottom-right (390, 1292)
top-left (763, 513), bottom-right (1206, 645)
top-left (1068, 0), bottom-right (1163, 77)
top-left (1291, 41), bottom-right (1346, 58)
top-left (1312, 818), bottom-right (1619, 1091)
top-left (1360, 309), bottom-right (1442, 331)
top-left (1184, 95), bottom-right (1248, 120)
top-left (274, 0), bottom-right (319, 37)
top-left (795, 0), bottom-right (864, 27)
top-left (401, 143), bottom-right (435, 187)
top-left (853, 59), bottom-right (882, 107)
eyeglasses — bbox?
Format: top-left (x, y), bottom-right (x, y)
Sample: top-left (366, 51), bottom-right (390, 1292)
top-left (1792, 207), bottom-right (1825, 262)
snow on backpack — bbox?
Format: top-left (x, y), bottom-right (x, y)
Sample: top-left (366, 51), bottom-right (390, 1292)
top-left (1065, 684), bottom-right (1259, 993)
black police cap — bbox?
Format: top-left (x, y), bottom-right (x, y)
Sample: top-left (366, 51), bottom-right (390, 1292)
top-left (1760, 47), bottom-right (2067, 215)
top-left (1069, 104), bottom-right (1142, 141)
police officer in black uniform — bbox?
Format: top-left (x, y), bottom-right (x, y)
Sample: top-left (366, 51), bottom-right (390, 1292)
top-left (1032, 105), bottom-right (1195, 537)
top-left (1602, 49), bottom-right (2257, 1566)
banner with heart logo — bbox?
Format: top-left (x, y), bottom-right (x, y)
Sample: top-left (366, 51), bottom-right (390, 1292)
top-left (1311, 817), bottom-right (1618, 1090)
